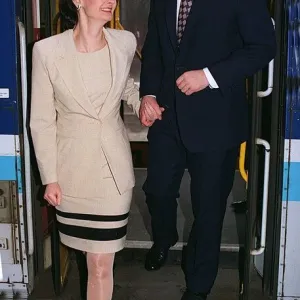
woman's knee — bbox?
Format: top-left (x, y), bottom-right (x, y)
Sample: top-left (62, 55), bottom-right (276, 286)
top-left (87, 253), bottom-right (114, 279)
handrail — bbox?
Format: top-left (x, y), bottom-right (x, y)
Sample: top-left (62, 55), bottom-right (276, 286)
top-left (53, 12), bottom-right (61, 35)
top-left (251, 138), bottom-right (271, 255)
top-left (54, 0), bottom-right (61, 35)
top-left (239, 142), bottom-right (248, 182)
top-left (257, 18), bottom-right (275, 98)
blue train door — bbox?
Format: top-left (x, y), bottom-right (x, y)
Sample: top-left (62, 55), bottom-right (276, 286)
top-left (0, 0), bottom-right (35, 297)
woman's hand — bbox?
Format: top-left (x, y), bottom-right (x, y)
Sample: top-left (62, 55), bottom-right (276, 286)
top-left (44, 182), bottom-right (62, 207)
top-left (139, 96), bottom-right (165, 127)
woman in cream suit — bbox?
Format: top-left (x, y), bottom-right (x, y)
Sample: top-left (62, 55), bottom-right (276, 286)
top-left (30, 0), bottom-right (161, 299)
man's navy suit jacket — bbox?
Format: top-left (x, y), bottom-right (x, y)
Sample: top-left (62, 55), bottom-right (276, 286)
top-left (140, 0), bottom-right (276, 152)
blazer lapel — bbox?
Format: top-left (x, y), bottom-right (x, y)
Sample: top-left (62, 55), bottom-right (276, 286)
top-left (165, 0), bottom-right (178, 52)
top-left (98, 28), bottom-right (126, 120)
top-left (54, 30), bottom-right (99, 119)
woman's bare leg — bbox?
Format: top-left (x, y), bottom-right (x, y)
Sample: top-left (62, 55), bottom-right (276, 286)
top-left (86, 252), bottom-right (115, 300)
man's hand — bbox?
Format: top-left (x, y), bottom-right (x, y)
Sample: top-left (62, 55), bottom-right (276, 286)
top-left (176, 70), bottom-right (209, 96)
top-left (139, 96), bottom-right (165, 127)
top-left (44, 182), bottom-right (62, 207)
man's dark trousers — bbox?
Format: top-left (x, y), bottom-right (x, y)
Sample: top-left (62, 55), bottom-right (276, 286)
top-left (143, 111), bottom-right (238, 294)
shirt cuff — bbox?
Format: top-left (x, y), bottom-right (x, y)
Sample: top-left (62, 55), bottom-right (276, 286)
top-left (203, 68), bottom-right (219, 89)
top-left (141, 95), bottom-right (156, 101)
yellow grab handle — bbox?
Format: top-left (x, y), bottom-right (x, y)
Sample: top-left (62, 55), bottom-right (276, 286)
top-left (239, 142), bottom-right (248, 182)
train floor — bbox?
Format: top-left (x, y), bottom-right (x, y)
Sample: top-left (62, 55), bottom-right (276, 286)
top-left (126, 169), bottom-right (246, 248)
top-left (29, 249), bottom-right (265, 300)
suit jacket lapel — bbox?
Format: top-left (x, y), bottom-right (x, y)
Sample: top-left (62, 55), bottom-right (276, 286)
top-left (54, 30), bottom-right (99, 119)
top-left (165, 0), bottom-right (178, 52)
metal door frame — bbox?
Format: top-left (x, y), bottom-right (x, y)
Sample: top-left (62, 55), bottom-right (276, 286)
top-left (241, 0), bottom-right (287, 298)
top-left (263, 0), bottom-right (287, 295)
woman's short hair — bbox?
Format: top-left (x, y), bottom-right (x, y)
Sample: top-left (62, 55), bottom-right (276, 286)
top-left (59, 0), bottom-right (78, 31)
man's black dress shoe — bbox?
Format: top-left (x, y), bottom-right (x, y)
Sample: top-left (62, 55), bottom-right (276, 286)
top-left (181, 290), bottom-right (207, 300)
top-left (145, 245), bottom-right (169, 271)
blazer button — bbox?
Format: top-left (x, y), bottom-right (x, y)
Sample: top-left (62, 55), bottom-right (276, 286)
top-left (176, 66), bottom-right (184, 73)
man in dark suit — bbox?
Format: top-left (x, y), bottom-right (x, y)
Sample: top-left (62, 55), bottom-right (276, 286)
top-left (139, 0), bottom-right (276, 299)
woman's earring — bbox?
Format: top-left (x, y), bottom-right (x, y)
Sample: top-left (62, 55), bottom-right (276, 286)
top-left (77, 4), bottom-right (82, 10)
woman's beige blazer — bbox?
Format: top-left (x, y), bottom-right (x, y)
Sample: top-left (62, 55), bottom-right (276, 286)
top-left (30, 28), bottom-right (140, 196)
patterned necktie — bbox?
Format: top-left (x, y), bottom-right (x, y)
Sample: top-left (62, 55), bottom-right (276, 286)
top-left (177, 0), bottom-right (193, 44)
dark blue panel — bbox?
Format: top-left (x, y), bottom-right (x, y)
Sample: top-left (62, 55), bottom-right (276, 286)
top-left (285, 108), bottom-right (292, 139)
top-left (290, 110), bottom-right (300, 139)
top-left (285, 0), bottom-right (300, 139)
top-left (286, 109), bottom-right (300, 140)
top-left (0, 101), bottom-right (18, 135)
top-left (0, 0), bottom-right (19, 135)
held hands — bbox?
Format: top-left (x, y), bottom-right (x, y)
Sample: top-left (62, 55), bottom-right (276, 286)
top-left (139, 96), bottom-right (165, 127)
top-left (44, 182), bottom-right (62, 207)
top-left (139, 70), bottom-right (208, 126)
top-left (176, 70), bottom-right (209, 95)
